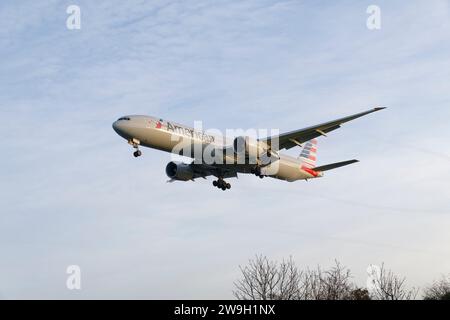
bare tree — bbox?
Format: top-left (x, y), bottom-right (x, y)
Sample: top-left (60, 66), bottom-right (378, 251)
top-left (347, 288), bottom-right (371, 300)
top-left (234, 257), bottom-right (362, 300)
top-left (319, 260), bottom-right (354, 300)
top-left (276, 256), bottom-right (303, 300)
top-left (369, 263), bottom-right (418, 300)
top-left (233, 255), bottom-right (301, 300)
top-left (299, 261), bottom-right (355, 300)
top-left (234, 256), bottom-right (422, 300)
top-left (423, 275), bottom-right (450, 300)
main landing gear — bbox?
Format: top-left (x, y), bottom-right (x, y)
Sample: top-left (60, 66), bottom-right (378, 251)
top-left (213, 178), bottom-right (231, 191)
top-left (251, 166), bottom-right (264, 179)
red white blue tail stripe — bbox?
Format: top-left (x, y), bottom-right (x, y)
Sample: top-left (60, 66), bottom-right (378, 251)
top-left (299, 139), bottom-right (317, 168)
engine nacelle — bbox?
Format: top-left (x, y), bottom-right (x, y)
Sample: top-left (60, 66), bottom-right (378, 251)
top-left (165, 161), bottom-right (194, 181)
top-left (233, 136), bottom-right (270, 161)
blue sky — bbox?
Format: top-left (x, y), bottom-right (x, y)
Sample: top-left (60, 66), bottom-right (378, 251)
top-left (0, 0), bottom-right (449, 299)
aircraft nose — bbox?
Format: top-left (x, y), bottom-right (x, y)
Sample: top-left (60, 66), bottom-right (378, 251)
top-left (112, 119), bottom-right (133, 140)
top-left (112, 121), bottom-right (120, 133)
top-left (112, 120), bottom-right (126, 136)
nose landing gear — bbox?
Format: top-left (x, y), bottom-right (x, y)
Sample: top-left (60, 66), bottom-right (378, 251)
top-left (133, 150), bottom-right (142, 158)
top-left (213, 178), bottom-right (231, 191)
top-left (128, 139), bottom-right (142, 158)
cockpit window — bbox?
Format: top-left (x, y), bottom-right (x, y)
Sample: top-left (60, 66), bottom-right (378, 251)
top-left (118, 117), bottom-right (131, 121)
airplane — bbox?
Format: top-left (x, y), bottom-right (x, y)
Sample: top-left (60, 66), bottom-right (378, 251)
top-left (112, 107), bottom-right (385, 191)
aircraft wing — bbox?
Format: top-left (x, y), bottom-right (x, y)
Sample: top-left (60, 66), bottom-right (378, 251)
top-left (261, 107), bottom-right (385, 151)
top-left (190, 163), bottom-right (238, 179)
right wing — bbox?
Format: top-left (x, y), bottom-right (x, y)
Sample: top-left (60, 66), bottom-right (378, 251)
top-left (261, 107), bottom-right (385, 151)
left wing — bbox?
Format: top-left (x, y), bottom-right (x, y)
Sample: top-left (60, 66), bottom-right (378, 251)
top-left (261, 107), bottom-right (385, 151)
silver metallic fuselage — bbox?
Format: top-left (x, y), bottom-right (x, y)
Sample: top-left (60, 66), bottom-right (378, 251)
top-left (112, 115), bottom-right (322, 182)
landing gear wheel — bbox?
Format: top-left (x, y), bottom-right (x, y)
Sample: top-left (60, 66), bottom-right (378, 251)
top-left (213, 178), bottom-right (230, 191)
top-left (133, 150), bottom-right (142, 157)
top-left (259, 175), bottom-right (264, 179)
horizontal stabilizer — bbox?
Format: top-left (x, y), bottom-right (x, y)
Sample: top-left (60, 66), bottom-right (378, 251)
top-left (313, 160), bottom-right (359, 172)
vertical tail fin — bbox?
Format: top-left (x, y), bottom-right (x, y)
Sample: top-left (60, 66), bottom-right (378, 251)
top-left (298, 139), bottom-right (317, 168)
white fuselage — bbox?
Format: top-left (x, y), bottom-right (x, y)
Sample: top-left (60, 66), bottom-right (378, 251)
top-left (112, 115), bottom-right (322, 182)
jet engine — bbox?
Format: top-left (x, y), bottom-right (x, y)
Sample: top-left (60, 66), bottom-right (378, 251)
top-left (165, 161), bottom-right (194, 181)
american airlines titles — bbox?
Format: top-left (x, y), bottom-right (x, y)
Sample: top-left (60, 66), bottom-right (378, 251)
top-left (165, 122), bottom-right (215, 143)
